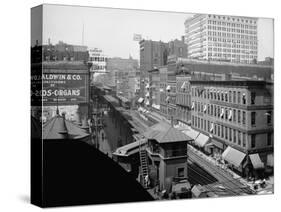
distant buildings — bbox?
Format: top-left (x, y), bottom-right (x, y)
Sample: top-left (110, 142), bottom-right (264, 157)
top-left (184, 14), bottom-right (258, 64)
top-left (140, 38), bottom-right (188, 113)
top-left (159, 66), bottom-right (168, 116)
top-left (190, 79), bottom-right (273, 177)
top-left (148, 68), bottom-right (160, 110)
top-left (106, 57), bottom-right (139, 101)
top-left (88, 48), bottom-right (107, 71)
top-left (139, 40), bottom-right (169, 98)
top-left (42, 40), bottom-right (89, 61)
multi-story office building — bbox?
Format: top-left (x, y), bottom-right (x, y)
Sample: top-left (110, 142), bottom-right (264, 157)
top-left (176, 74), bottom-right (192, 126)
top-left (184, 14), bottom-right (258, 64)
top-left (159, 66), bottom-right (168, 117)
top-left (147, 68), bottom-right (160, 111)
top-left (139, 40), bottom-right (169, 98)
top-left (190, 80), bottom-right (273, 177)
top-left (166, 58), bottom-right (273, 126)
top-left (88, 48), bottom-right (107, 72)
top-left (168, 37), bottom-right (188, 59)
top-left (165, 38), bottom-right (188, 121)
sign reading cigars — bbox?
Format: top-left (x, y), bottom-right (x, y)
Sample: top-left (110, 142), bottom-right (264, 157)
top-left (31, 73), bottom-right (88, 105)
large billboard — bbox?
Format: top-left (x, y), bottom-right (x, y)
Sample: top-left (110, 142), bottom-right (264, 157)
top-left (31, 73), bottom-right (88, 105)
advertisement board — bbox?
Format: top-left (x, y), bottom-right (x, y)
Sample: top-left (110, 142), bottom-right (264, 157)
top-left (31, 73), bottom-right (88, 105)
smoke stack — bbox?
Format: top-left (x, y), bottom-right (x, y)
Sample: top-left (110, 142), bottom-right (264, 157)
top-left (181, 36), bottom-right (185, 43)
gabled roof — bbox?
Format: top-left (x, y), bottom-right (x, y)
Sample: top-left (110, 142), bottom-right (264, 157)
top-left (43, 114), bottom-right (90, 140)
top-left (144, 122), bottom-right (192, 144)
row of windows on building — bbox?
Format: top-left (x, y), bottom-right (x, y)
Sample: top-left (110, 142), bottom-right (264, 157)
top-left (208, 39), bottom-right (257, 46)
top-left (207, 19), bottom-right (257, 27)
top-left (208, 53), bottom-right (257, 60)
top-left (177, 106), bottom-right (190, 122)
top-left (207, 25), bottom-right (257, 34)
top-left (89, 57), bottom-right (107, 62)
top-left (91, 65), bottom-right (106, 70)
top-left (192, 88), bottom-right (256, 105)
top-left (188, 39), bottom-right (206, 48)
top-left (191, 115), bottom-right (272, 148)
top-left (167, 107), bottom-right (177, 117)
top-left (207, 33), bottom-right (257, 40)
top-left (208, 36), bottom-right (257, 43)
top-left (208, 47), bottom-right (257, 54)
top-left (208, 39), bottom-right (257, 49)
top-left (186, 21), bottom-right (206, 32)
top-left (176, 93), bottom-right (191, 106)
top-left (191, 101), bottom-right (272, 126)
top-left (205, 58), bottom-right (254, 64)
top-left (190, 44), bottom-right (257, 55)
top-left (176, 82), bottom-right (191, 92)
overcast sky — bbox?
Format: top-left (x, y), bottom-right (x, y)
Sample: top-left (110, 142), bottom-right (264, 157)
top-left (38, 4), bottom-right (274, 61)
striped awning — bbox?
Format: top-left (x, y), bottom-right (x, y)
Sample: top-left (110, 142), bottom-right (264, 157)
top-left (267, 154), bottom-right (274, 167)
top-left (191, 102), bottom-right (195, 109)
top-left (138, 97), bottom-right (144, 103)
top-left (181, 81), bottom-right (187, 90)
top-left (249, 154), bottom-right (264, 169)
top-left (222, 146), bottom-right (246, 168)
top-left (194, 133), bottom-right (210, 147)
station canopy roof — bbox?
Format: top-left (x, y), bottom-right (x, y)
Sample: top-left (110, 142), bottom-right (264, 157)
top-left (113, 139), bottom-right (147, 156)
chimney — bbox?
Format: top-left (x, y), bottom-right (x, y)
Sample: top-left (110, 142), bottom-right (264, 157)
top-left (181, 36), bottom-right (185, 43)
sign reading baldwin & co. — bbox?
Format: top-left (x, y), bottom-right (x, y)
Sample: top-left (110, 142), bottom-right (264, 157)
top-left (31, 72), bottom-right (88, 105)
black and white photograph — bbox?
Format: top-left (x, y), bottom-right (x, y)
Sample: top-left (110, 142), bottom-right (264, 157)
top-left (30, 2), bottom-right (274, 208)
